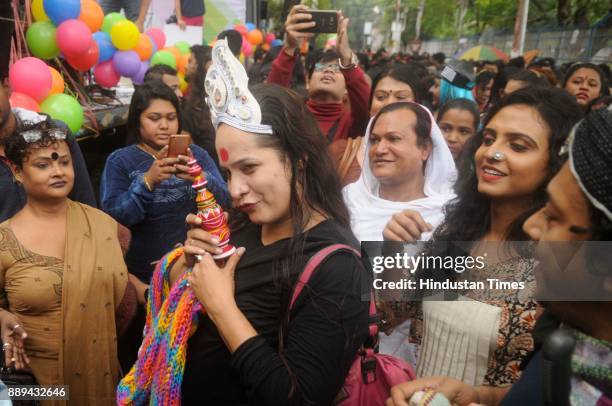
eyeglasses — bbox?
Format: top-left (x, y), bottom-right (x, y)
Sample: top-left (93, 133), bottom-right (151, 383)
top-left (314, 62), bottom-right (341, 73)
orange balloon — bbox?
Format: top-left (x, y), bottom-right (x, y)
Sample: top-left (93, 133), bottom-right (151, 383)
top-left (49, 67), bottom-right (65, 94)
top-left (262, 43), bottom-right (270, 51)
top-left (163, 47), bottom-right (181, 63)
top-left (134, 33), bottom-right (154, 61)
top-left (177, 53), bottom-right (190, 73)
top-left (247, 29), bottom-right (263, 46)
top-left (79, 0), bottom-right (104, 33)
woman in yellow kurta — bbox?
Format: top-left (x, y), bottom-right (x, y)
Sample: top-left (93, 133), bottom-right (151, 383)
top-left (0, 119), bottom-right (142, 405)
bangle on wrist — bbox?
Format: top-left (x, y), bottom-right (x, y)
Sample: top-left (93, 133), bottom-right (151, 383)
top-left (142, 174), bottom-right (153, 192)
top-left (339, 52), bottom-right (358, 70)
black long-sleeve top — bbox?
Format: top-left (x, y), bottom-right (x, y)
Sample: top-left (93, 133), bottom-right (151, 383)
top-left (181, 220), bottom-right (370, 405)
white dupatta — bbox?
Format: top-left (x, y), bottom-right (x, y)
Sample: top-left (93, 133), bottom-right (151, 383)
top-left (343, 104), bottom-right (457, 242)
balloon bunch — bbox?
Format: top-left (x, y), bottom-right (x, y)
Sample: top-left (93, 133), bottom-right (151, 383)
top-left (231, 23), bottom-right (280, 58)
top-left (17, 0), bottom-right (196, 132)
top-left (9, 56), bottom-right (82, 133)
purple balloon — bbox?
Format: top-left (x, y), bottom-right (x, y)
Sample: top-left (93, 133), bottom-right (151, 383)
top-left (112, 50), bottom-right (141, 77)
top-left (131, 61), bottom-right (150, 85)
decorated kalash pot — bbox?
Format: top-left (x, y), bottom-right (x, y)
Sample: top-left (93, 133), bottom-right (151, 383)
top-left (188, 158), bottom-right (235, 260)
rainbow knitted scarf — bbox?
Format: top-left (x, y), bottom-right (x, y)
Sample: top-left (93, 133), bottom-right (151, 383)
top-left (117, 248), bottom-right (202, 405)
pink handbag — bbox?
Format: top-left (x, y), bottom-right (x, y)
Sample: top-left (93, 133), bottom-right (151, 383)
top-left (290, 244), bottom-right (416, 406)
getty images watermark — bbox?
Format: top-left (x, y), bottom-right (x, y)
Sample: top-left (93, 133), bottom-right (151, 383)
top-left (361, 241), bottom-right (612, 302)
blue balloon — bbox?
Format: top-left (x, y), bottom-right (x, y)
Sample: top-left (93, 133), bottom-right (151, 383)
top-left (271, 39), bottom-right (283, 47)
top-left (245, 22), bottom-right (256, 31)
top-left (93, 32), bottom-right (116, 63)
top-left (43, 0), bottom-right (81, 26)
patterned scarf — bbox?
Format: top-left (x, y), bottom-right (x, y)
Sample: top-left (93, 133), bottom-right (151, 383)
top-left (117, 248), bottom-right (202, 405)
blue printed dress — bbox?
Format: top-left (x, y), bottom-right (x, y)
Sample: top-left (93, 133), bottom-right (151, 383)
top-left (100, 144), bottom-right (229, 281)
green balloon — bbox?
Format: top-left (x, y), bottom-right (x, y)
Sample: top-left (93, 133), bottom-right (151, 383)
top-left (40, 94), bottom-right (84, 133)
top-left (150, 51), bottom-right (177, 69)
top-left (26, 21), bottom-right (59, 60)
top-left (102, 12), bottom-right (126, 35)
top-left (175, 41), bottom-right (191, 55)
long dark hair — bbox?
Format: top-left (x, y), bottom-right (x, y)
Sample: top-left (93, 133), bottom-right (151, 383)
top-left (183, 45), bottom-right (217, 159)
top-left (125, 80), bottom-right (181, 145)
top-left (228, 84), bottom-right (352, 402)
top-left (433, 86), bottom-right (583, 244)
top-left (369, 63), bottom-right (424, 109)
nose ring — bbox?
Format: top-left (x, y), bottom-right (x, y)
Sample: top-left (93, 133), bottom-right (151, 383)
top-left (492, 152), bottom-right (504, 161)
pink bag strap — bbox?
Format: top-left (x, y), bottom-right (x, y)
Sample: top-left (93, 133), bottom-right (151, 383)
top-left (289, 244), bottom-right (379, 338)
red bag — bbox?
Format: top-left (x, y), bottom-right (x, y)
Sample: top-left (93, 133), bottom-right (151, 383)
top-left (290, 244), bottom-right (415, 406)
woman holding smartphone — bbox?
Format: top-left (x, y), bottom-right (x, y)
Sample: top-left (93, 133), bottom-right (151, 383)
top-left (100, 80), bottom-right (229, 283)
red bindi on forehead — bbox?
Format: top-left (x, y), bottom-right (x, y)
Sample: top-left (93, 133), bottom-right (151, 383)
top-left (220, 148), bottom-right (229, 163)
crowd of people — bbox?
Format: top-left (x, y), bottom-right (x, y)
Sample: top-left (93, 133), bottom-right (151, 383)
top-left (0, 4), bottom-right (610, 405)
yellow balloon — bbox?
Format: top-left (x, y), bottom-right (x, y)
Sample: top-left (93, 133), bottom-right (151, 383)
top-left (32, 0), bottom-right (49, 22)
top-left (178, 72), bottom-right (188, 93)
top-left (110, 20), bottom-right (140, 50)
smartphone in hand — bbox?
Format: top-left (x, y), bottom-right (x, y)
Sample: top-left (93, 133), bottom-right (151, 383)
top-left (168, 134), bottom-right (191, 158)
top-left (300, 10), bottom-right (338, 34)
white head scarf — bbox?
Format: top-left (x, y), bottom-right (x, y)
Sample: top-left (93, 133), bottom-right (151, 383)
top-left (343, 103), bottom-right (457, 241)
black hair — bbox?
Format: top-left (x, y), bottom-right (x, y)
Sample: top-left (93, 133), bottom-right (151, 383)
top-left (126, 80), bottom-right (182, 145)
top-left (369, 63), bottom-right (424, 108)
top-left (432, 52), bottom-right (446, 66)
top-left (437, 98), bottom-right (480, 131)
top-left (475, 70), bottom-right (496, 88)
top-left (144, 64), bottom-right (178, 82)
top-left (433, 86), bottom-right (583, 244)
top-left (217, 29), bottom-right (242, 56)
top-left (507, 69), bottom-right (549, 88)
top-left (307, 51), bottom-right (339, 79)
top-left (356, 52), bottom-right (370, 72)
top-left (598, 63), bottom-right (611, 84)
top-left (562, 62), bottom-right (610, 97)
top-left (507, 56), bottom-right (525, 69)
top-left (227, 84), bottom-right (352, 401)
top-left (369, 101), bottom-right (432, 150)
top-left (183, 45), bottom-right (216, 162)
top-left (4, 119), bottom-right (67, 168)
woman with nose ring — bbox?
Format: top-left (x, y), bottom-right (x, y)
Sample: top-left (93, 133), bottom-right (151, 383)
top-left (398, 86), bottom-right (583, 390)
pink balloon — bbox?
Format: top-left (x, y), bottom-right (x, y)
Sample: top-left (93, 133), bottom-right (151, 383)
top-left (242, 41), bottom-right (253, 57)
top-left (9, 57), bottom-right (52, 102)
top-left (264, 33), bottom-right (275, 44)
top-left (93, 60), bottom-right (120, 88)
top-left (56, 19), bottom-right (92, 57)
top-left (146, 28), bottom-right (166, 50)
top-left (9, 92), bottom-right (40, 112)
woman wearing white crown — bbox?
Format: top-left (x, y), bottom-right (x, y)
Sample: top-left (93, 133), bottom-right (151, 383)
top-left (160, 40), bottom-right (371, 405)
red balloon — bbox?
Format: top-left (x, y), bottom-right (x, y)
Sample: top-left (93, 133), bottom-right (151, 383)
top-left (93, 60), bottom-right (120, 88)
top-left (234, 24), bottom-right (248, 36)
top-left (67, 40), bottom-right (99, 71)
top-left (56, 19), bottom-right (92, 57)
top-left (146, 28), bottom-right (166, 50)
top-left (9, 92), bottom-right (40, 112)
